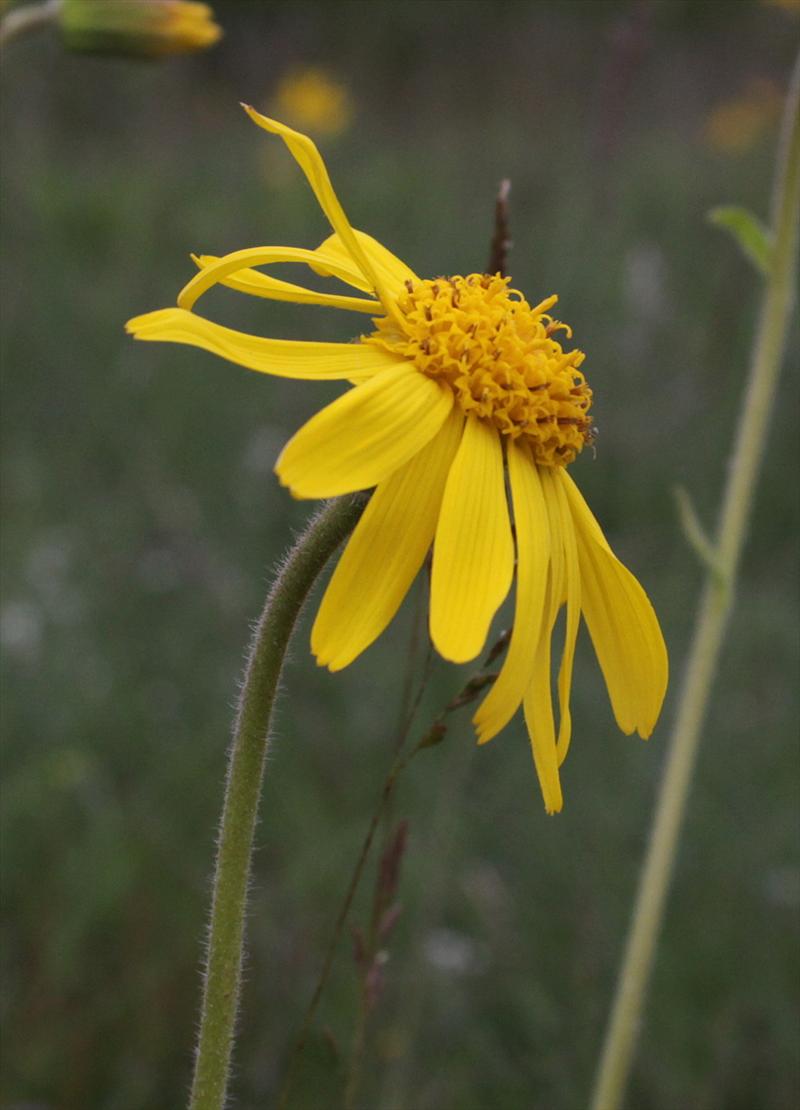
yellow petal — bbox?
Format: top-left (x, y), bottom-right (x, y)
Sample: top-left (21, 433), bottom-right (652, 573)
top-left (473, 440), bottom-right (549, 743)
top-left (553, 471), bottom-right (581, 765)
top-left (276, 361), bottom-right (453, 498)
top-left (308, 237), bottom-right (370, 293)
top-left (523, 581), bottom-right (564, 815)
top-left (560, 471), bottom-right (611, 551)
top-left (541, 468), bottom-right (565, 609)
top-left (430, 416), bottom-right (514, 663)
top-left (125, 307), bottom-right (397, 381)
top-left (182, 246), bottom-right (380, 313)
top-left (563, 474), bottom-right (668, 738)
top-left (241, 107), bottom-right (398, 312)
top-left (312, 410), bottom-right (463, 670)
top-left (312, 230), bottom-right (419, 300)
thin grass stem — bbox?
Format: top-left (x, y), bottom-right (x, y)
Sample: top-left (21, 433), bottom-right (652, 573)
top-left (277, 631), bottom-right (506, 1107)
top-left (589, 51), bottom-right (800, 1110)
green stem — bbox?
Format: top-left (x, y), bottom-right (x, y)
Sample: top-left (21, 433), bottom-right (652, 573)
top-left (589, 53), bottom-right (800, 1110)
top-left (188, 494), bottom-right (366, 1110)
top-left (0, 0), bottom-right (61, 48)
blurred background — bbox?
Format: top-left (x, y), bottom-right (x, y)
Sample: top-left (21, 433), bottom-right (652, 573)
top-left (1, 1), bottom-right (798, 1107)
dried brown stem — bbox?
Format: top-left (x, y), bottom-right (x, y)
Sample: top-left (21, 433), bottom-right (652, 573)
top-left (276, 630), bottom-right (509, 1107)
top-left (487, 178), bottom-right (513, 277)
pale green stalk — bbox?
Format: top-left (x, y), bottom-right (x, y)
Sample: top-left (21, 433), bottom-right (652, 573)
top-left (189, 494), bottom-right (365, 1110)
top-left (0, 0), bottom-right (61, 48)
top-left (590, 54), bottom-right (800, 1110)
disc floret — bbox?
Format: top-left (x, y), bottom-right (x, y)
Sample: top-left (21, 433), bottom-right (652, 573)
top-left (368, 273), bottom-right (593, 467)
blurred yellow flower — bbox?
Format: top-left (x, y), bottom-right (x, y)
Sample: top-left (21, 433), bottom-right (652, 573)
top-left (762, 0), bottom-right (800, 14)
top-left (273, 66), bottom-right (353, 137)
top-left (127, 111), bottom-right (667, 813)
top-left (705, 78), bottom-right (783, 155)
top-left (60, 0), bottom-right (221, 56)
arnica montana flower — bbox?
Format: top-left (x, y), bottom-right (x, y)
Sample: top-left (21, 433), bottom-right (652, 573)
top-left (127, 108), bottom-right (668, 813)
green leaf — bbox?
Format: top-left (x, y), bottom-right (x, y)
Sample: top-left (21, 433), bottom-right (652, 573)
top-left (708, 205), bottom-right (773, 276)
top-left (672, 485), bottom-right (727, 587)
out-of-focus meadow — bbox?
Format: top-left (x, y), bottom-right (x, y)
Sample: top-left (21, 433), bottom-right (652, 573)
top-left (1, 1), bottom-right (798, 1107)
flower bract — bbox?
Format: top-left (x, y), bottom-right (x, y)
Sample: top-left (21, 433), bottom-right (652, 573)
top-left (126, 108), bottom-right (668, 812)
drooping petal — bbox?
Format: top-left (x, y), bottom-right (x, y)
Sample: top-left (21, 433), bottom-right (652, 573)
top-left (473, 440), bottom-right (549, 743)
top-left (430, 416), bottom-right (514, 664)
top-left (125, 307), bottom-right (398, 381)
top-left (241, 107), bottom-right (399, 313)
top-left (276, 361), bottom-right (453, 498)
top-left (541, 468), bottom-right (565, 611)
top-left (182, 246), bottom-right (380, 313)
top-left (553, 471), bottom-right (581, 765)
top-left (562, 473), bottom-right (668, 738)
top-left (560, 471), bottom-right (611, 551)
top-left (523, 577), bottom-right (564, 815)
top-left (312, 410), bottom-right (464, 670)
top-left (311, 230), bottom-right (419, 300)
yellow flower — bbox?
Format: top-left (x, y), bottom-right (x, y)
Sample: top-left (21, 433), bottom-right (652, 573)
top-left (60, 0), bottom-right (221, 56)
top-left (273, 67), bottom-right (353, 137)
top-left (127, 109), bottom-right (668, 813)
top-left (762, 0), bottom-right (800, 13)
top-left (704, 78), bottom-right (783, 155)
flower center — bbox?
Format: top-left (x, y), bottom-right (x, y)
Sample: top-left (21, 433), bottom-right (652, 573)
top-left (368, 273), bottom-right (594, 467)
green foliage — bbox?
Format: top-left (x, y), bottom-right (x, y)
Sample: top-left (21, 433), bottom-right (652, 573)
top-left (1, 2), bottom-right (798, 1108)
top-left (708, 205), bottom-right (774, 276)
top-left (673, 485), bottom-right (724, 583)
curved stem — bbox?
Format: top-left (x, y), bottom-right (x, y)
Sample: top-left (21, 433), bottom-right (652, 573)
top-left (0, 0), bottom-right (61, 49)
top-left (590, 52), bottom-right (800, 1110)
top-left (189, 494), bottom-right (366, 1110)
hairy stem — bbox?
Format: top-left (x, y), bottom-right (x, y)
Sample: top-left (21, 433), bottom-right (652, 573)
top-left (189, 494), bottom-right (366, 1110)
top-left (590, 52), bottom-right (800, 1110)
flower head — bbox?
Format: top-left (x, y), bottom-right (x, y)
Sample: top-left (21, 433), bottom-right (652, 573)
top-left (127, 108), bottom-right (668, 812)
top-left (367, 274), bottom-right (593, 467)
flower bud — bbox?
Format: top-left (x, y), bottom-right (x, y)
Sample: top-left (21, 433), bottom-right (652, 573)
top-left (60, 0), bottom-right (221, 57)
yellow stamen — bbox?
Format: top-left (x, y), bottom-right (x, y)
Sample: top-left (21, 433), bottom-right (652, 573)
top-left (367, 274), bottom-right (594, 467)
